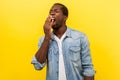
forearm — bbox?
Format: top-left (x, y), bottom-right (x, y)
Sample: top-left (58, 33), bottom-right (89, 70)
top-left (84, 76), bottom-right (94, 80)
top-left (35, 36), bottom-right (50, 63)
top-left (35, 15), bottom-right (54, 64)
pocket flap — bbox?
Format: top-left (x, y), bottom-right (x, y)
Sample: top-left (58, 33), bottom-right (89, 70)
top-left (69, 46), bottom-right (80, 52)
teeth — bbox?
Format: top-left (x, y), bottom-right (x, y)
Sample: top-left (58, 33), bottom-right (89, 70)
top-left (53, 19), bottom-right (55, 22)
top-left (51, 18), bottom-right (55, 22)
top-left (50, 15), bottom-right (55, 22)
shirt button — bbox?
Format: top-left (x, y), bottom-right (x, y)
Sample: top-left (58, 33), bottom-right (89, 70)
top-left (56, 71), bottom-right (58, 77)
top-left (56, 71), bottom-right (58, 74)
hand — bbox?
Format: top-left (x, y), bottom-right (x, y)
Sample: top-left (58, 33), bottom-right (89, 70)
top-left (43, 15), bottom-right (55, 40)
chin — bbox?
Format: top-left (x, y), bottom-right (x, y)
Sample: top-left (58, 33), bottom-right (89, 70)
top-left (52, 24), bottom-right (62, 30)
top-left (52, 25), bottom-right (59, 30)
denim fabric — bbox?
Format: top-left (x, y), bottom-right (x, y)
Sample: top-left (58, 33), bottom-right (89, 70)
top-left (31, 27), bottom-right (95, 80)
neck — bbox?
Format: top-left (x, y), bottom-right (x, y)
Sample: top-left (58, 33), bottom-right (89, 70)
top-left (53, 24), bottom-right (67, 39)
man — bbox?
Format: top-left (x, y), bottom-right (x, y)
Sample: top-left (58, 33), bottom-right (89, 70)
top-left (31, 3), bottom-right (95, 80)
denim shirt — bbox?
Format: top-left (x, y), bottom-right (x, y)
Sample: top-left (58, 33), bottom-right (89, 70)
top-left (31, 27), bottom-right (95, 80)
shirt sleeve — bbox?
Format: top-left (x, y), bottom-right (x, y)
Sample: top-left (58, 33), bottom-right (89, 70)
top-left (80, 34), bottom-right (96, 76)
top-left (31, 56), bottom-right (46, 70)
top-left (31, 36), bottom-right (46, 70)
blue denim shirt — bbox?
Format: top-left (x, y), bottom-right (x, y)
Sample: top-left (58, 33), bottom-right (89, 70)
top-left (31, 27), bottom-right (95, 80)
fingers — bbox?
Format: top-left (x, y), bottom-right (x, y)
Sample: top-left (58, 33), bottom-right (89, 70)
top-left (45, 15), bottom-right (54, 27)
top-left (46, 15), bottom-right (55, 22)
top-left (43, 15), bottom-right (55, 37)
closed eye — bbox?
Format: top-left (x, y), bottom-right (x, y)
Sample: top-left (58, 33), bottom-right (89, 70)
top-left (49, 9), bottom-right (60, 14)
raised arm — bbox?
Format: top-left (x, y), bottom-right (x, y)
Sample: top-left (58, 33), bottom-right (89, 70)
top-left (35, 15), bottom-right (55, 63)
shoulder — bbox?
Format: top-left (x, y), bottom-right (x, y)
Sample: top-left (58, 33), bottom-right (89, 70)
top-left (68, 28), bottom-right (90, 46)
top-left (68, 27), bottom-right (87, 39)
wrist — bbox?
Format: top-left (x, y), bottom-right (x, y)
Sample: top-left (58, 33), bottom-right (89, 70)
top-left (44, 36), bottom-right (51, 41)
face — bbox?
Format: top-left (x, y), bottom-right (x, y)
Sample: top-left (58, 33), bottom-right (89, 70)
top-left (49, 5), bottom-right (67, 29)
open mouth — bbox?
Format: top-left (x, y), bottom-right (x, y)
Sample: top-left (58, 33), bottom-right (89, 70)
top-left (51, 18), bottom-right (56, 23)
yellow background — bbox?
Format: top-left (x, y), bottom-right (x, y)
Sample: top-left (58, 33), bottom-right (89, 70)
top-left (0, 0), bottom-right (120, 80)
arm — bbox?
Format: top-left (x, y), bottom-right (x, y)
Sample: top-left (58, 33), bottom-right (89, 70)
top-left (31, 15), bottom-right (55, 70)
top-left (35, 15), bottom-right (55, 64)
top-left (35, 36), bottom-right (50, 64)
top-left (81, 34), bottom-right (95, 80)
top-left (31, 36), bottom-right (50, 70)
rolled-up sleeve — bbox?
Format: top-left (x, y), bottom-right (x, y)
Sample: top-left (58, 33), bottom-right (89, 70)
top-left (31, 56), bottom-right (46, 70)
top-left (81, 34), bottom-right (96, 76)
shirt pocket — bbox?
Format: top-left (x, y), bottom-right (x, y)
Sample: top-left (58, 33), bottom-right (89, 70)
top-left (69, 46), bottom-right (81, 62)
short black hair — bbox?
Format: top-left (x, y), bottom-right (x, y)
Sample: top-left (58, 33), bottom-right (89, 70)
top-left (53, 3), bottom-right (68, 17)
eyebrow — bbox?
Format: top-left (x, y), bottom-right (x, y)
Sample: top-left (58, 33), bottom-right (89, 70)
top-left (50, 8), bottom-right (59, 12)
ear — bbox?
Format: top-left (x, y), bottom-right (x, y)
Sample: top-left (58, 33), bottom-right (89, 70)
top-left (64, 16), bottom-right (68, 22)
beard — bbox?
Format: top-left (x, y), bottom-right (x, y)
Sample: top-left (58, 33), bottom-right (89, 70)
top-left (52, 20), bottom-right (63, 30)
top-left (52, 24), bottom-right (62, 30)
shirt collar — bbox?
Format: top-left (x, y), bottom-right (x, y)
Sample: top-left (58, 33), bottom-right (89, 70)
top-left (51, 27), bottom-right (72, 40)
